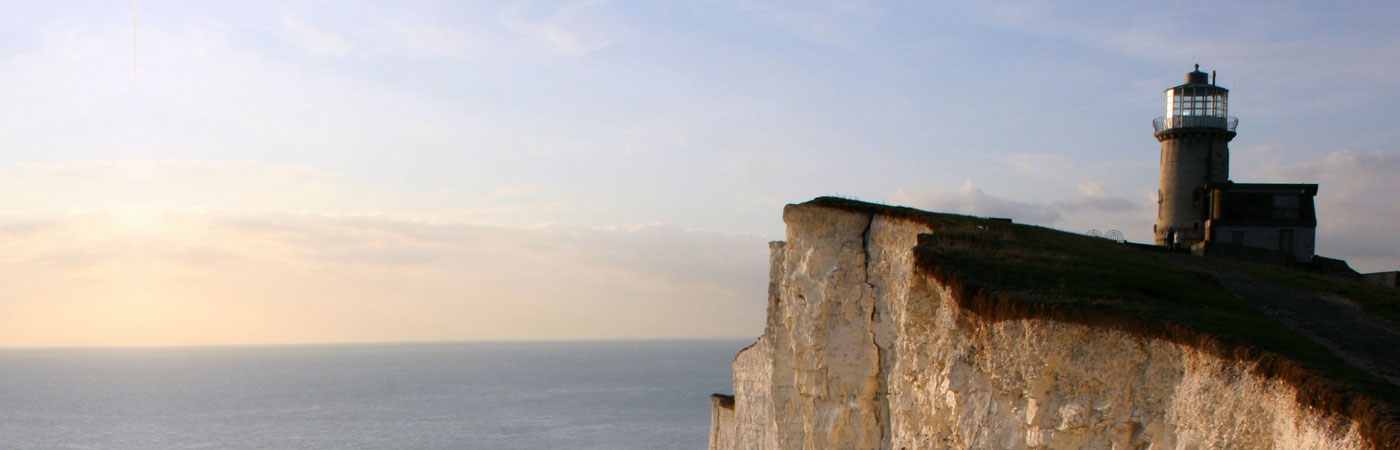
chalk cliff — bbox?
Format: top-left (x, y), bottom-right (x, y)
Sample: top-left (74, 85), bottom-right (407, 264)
top-left (710, 198), bottom-right (1397, 450)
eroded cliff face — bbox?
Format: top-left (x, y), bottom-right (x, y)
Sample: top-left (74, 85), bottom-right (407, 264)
top-left (710, 203), bottom-right (1372, 450)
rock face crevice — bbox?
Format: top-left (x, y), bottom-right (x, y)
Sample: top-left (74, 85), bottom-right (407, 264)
top-left (710, 202), bottom-right (1375, 450)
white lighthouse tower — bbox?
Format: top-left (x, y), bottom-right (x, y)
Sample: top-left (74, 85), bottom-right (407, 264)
top-left (1153, 65), bottom-right (1237, 248)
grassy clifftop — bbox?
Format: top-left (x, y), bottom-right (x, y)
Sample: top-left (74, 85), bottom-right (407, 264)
top-left (802, 196), bottom-right (1400, 448)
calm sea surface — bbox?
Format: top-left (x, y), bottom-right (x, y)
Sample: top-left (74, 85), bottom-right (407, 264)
top-left (0, 340), bottom-right (748, 449)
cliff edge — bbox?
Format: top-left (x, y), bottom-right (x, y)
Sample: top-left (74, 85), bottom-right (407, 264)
top-left (710, 197), bottom-right (1400, 450)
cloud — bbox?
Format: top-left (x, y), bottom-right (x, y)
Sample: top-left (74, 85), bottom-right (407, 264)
top-left (279, 16), bottom-right (355, 57)
top-left (3, 19), bottom-right (484, 158)
top-left (1254, 151), bottom-right (1400, 272)
top-left (728, 0), bottom-right (879, 47)
top-left (889, 181), bottom-right (1062, 224)
top-left (964, 1), bottom-right (1400, 100)
top-left (385, 21), bottom-right (472, 58)
top-left (276, 13), bottom-right (477, 60)
top-left (1052, 196), bottom-right (1139, 213)
top-left (496, 1), bottom-right (624, 55)
top-left (0, 210), bottom-right (770, 347)
top-left (888, 180), bottom-right (1151, 241)
top-left (0, 160), bottom-right (340, 213)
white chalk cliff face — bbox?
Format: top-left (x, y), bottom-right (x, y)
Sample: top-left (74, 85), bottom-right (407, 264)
top-left (710, 203), bottom-right (1371, 450)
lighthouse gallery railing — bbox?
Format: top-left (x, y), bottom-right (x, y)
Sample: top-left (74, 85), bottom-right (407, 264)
top-left (1153, 115), bottom-right (1239, 133)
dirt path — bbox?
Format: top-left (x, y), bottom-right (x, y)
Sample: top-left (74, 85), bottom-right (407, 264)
top-left (1159, 254), bottom-right (1400, 388)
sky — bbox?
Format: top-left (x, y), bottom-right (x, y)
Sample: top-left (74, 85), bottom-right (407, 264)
top-left (1, 1), bottom-right (1397, 347)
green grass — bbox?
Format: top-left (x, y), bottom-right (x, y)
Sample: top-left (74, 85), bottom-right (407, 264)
top-left (1218, 259), bottom-right (1400, 326)
top-left (913, 215), bottom-right (1339, 355)
top-left (806, 196), bottom-right (1400, 411)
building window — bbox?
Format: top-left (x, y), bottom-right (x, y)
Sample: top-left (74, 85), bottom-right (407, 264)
top-left (1273, 195), bottom-right (1300, 220)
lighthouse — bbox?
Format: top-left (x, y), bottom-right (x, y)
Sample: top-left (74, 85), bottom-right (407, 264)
top-left (1151, 65), bottom-right (1319, 262)
top-left (1153, 65), bottom-right (1237, 248)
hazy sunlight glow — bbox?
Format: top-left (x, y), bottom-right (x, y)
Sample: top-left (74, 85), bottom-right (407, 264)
top-left (1, 1), bottom-right (1396, 347)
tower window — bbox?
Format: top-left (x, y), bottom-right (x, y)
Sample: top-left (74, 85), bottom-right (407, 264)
top-left (1165, 88), bottom-right (1229, 118)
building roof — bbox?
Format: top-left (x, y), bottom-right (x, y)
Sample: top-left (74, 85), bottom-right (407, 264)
top-left (1207, 182), bottom-right (1319, 196)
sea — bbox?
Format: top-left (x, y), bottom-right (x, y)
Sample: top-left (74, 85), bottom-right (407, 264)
top-left (0, 339), bottom-right (749, 449)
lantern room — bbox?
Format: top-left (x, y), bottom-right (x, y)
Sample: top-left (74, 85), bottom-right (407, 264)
top-left (1154, 64), bottom-right (1238, 132)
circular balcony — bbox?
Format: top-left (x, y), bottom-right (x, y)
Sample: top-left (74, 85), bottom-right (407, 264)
top-left (1154, 115), bottom-right (1239, 133)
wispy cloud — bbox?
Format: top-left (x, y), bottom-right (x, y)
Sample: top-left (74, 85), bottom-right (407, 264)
top-left (889, 179), bottom-right (1149, 240)
top-left (4, 1), bottom-right (1396, 346)
top-left (0, 209), bottom-right (769, 346)
top-left (496, 0), bottom-right (625, 56)
top-left (1254, 151), bottom-right (1400, 272)
top-left (728, 0), bottom-right (880, 47)
top-left (279, 16), bottom-right (355, 57)
top-left (889, 181), bottom-right (1062, 224)
top-left (385, 21), bottom-right (472, 58)
top-left (964, 1), bottom-right (1400, 95)
top-left (276, 12), bottom-right (478, 60)
top-left (1053, 180), bottom-right (1139, 213)
top-left (0, 160), bottom-right (339, 212)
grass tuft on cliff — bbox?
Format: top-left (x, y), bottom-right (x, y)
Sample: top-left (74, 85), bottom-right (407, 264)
top-left (803, 196), bottom-right (1400, 448)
